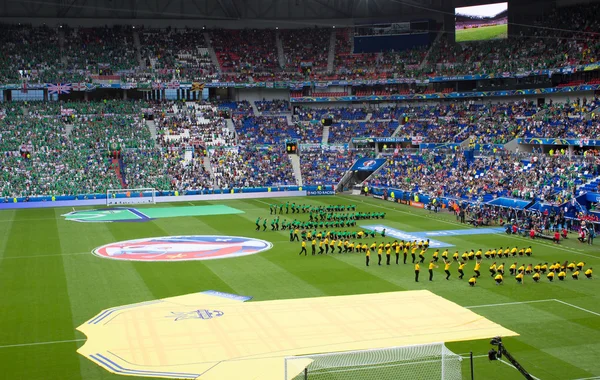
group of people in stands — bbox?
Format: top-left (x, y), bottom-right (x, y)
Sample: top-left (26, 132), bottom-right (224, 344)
top-left (3, 2), bottom-right (600, 84)
top-left (1, 99), bottom-right (600, 206)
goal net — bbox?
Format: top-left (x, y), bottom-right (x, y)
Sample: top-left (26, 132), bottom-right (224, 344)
top-left (106, 188), bottom-right (156, 206)
top-left (284, 343), bottom-right (462, 380)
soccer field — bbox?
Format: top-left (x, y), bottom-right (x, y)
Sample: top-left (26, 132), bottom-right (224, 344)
top-left (456, 24), bottom-right (508, 42)
top-left (0, 195), bottom-right (599, 380)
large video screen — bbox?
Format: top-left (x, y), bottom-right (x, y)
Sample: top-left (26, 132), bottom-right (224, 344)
top-left (455, 2), bottom-right (508, 43)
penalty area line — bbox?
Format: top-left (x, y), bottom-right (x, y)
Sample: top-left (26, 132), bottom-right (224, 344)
top-left (466, 299), bottom-right (600, 317)
top-left (552, 299), bottom-right (600, 317)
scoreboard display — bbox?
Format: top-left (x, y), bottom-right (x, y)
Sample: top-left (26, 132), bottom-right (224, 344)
top-left (286, 141), bottom-right (298, 154)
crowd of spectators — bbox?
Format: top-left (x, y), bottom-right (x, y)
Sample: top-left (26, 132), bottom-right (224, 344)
top-left (211, 145), bottom-right (296, 188)
top-left (255, 99), bottom-right (290, 113)
top-left (300, 147), bottom-right (369, 185)
top-left (62, 26), bottom-right (138, 75)
top-left (0, 150), bottom-right (120, 197)
top-left (70, 115), bottom-right (153, 150)
top-left (370, 150), bottom-right (600, 205)
top-left (328, 121), bottom-right (399, 143)
top-left (3, 3), bottom-right (600, 84)
top-left (234, 115), bottom-right (321, 144)
top-left (210, 29), bottom-right (279, 74)
top-left (281, 28), bottom-right (330, 72)
top-left (0, 24), bottom-right (61, 83)
top-left (155, 102), bottom-right (235, 147)
top-left (139, 28), bottom-right (218, 82)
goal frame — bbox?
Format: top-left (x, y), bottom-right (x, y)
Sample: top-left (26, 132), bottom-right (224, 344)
top-left (106, 188), bottom-right (157, 206)
top-left (284, 342), bottom-right (462, 380)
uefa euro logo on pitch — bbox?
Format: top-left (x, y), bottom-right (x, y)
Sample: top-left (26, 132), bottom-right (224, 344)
top-left (93, 235), bottom-right (272, 262)
top-left (168, 309), bottom-right (225, 321)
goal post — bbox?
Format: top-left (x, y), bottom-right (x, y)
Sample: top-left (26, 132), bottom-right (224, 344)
top-left (284, 343), bottom-right (463, 380)
top-left (106, 188), bottom-right (156, 206)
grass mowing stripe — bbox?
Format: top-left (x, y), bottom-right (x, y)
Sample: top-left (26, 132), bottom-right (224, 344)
top-left (55, 208), bottom-right (158, 380)
top-left (0, 208), bottom-right (82, 380)
top-left (218, 201), bottom-right (402, 297)
top-left (127, 218), bottom-right (239, 299)
top-left (181, 211), bottom-right (328, 300)
top-left (1, 195), bottom-right (598, 379)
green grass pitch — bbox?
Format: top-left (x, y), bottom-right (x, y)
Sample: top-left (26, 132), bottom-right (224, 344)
top-left (456, 24), bottom-right (508, 43)
top-left (0, 195), bottom-right (599, 380)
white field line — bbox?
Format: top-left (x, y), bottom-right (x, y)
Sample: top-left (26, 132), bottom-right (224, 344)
top-left (466, 299), bottom-right (600, 317)
top-left (2, 298), bottom-right (596, 351)
top-left (552, 299), bottom-right (600, 317)
top-left (0, 338), bottom-right (86, 349)
top-left (465, 299), bottom-right (555, 309)
top-left (498, 358), bottom-right (542, 380)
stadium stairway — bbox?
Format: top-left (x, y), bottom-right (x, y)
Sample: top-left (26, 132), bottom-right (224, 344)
top-left (146, 120), bottom-right (159, 146)
top-left (225, 118), bottom-right (237, 142)
top-left (203, 155), bottom-right (216, 187)
top-left (251, 102), bottom-right (261, 116)
top-left (204, 32), bottom-right (222, 73)
top-left (420, 28), bottom-right (444, 70)
top-left (184, 147), bottom-right (193, 163)
top-left (65, 124), bottom-right (74, 139)
top-left (322, 126), bottom-right (330, 144)
top-left (503, 138), bottom-right (520, 152)
top-left (58, 29), bottom-right (66, 64)
top-left (132, 29), bottom-right (144, 68)
top-left (584, 105), bottom-right (600, 120)
top-left (390, 122), bottom-right (404, 137)
top-left (111, 158), bottom-right (127, 189)
top-left (533, 107), bottom-right (549, 120)
top-left (276, 30), bottom-right (285, 69)
top-left (289, 154), bottom-right (303, 187)
top-left (327, 30), bottom-right (336, 73)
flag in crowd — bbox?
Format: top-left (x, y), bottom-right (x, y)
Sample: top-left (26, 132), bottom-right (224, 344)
top-left (72, 83), bottom-right (87, 91)
top-left (191, 82), bottom-right (205, 92)
top-left (47, 83), bottom-right (72, 94)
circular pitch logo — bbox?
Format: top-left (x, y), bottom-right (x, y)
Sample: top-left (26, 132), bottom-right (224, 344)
top-left (362, 160), bottom-right (377, 168)
top-left (92, 235), bottom-right (272, 262)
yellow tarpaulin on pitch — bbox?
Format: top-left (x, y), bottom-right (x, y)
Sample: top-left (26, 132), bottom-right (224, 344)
top-left (77, 290), bottom-right (517, 379)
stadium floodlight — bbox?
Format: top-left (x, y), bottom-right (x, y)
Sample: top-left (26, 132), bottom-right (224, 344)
top-left (488, 337), bottom-right (534, 380)
top-left (106, 188), bottom-right (156, 206)
top-left (285, 342), bottom-right (462, 380)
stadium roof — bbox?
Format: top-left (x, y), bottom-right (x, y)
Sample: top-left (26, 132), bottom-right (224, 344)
top-left (0, 0), bottom-right (575, 25)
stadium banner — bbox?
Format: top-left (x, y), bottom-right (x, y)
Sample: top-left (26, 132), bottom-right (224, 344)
top-left (517, 138), bottom-right (600, 146)
top-left (585, 193), bottom-right (600, 202)
top-left (0, 72), bottom-right (600, 93)
top-left (409, 201), bottom-right (425, 208)
top-left (419, 143), bottom-right (461, 150)
top-left (352, 137), bottom-right (409, 143)
top-left (306, 190), bottom-right (336, 196)
top-left (351, 158), bottom-right (387, 171)
top-left (299, 143), bottom-right (348, 151)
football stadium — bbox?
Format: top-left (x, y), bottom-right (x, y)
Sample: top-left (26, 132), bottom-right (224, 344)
top-left (1, 0), bottom-right (600, 379)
